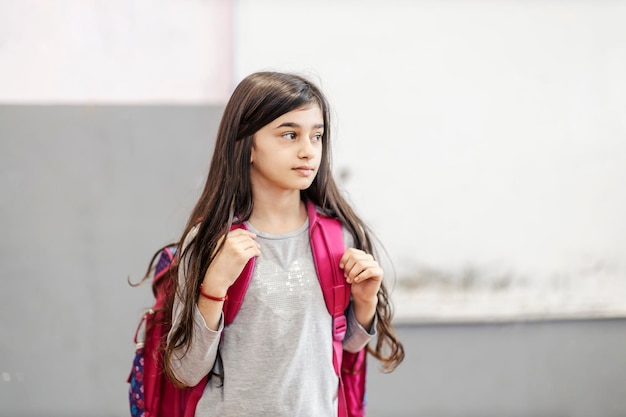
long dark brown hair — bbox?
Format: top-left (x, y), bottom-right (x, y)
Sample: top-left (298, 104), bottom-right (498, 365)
top-left (161, 71), bottom-right (404, 385)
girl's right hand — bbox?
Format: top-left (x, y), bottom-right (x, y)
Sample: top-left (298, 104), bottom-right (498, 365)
top-left (201, 229), bottom-right (261, 295)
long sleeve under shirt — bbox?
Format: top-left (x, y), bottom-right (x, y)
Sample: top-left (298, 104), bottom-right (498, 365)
top-left (168, 217), bottom-right (376, 417)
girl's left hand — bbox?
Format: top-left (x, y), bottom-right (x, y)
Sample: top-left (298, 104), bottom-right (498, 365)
top-left (339, 248), bottom-right (383, 304)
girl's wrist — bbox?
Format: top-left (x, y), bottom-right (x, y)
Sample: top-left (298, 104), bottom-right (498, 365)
top-left (353, 295), bottom-right (378, 309)
top-left (352, 296), bottom-right (378, 329)
top-left (199, 284), bottom-right (228, 302)
top-left (201, 270), bottom-right (231, 296)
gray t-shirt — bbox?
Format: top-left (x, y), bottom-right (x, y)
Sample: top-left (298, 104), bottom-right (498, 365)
top-left (169, 217), bottom-right (376, 417)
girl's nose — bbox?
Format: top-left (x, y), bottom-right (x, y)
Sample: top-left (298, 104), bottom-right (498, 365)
top-left (298, 138), bottom-right (315, 159)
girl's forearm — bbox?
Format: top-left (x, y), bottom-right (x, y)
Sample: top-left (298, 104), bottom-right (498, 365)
top-left (197, 278), bottom-right (230, 331)
top-left (197, 297), bottom-right (225, 331)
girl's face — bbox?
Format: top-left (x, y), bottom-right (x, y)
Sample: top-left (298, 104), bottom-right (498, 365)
top-left (250, 104), bottom-right (324, 196)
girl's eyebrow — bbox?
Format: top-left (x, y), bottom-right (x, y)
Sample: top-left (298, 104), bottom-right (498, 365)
top-left (275, 122), bottom-right (324, 129)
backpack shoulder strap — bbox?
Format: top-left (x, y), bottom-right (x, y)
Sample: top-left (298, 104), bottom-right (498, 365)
top-left (307, 200), bottom-right (350, 321)
top-left (306, 200), bottom-right (351, 417)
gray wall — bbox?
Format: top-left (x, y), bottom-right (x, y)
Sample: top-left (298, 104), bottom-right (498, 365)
top-left (1, 106), bottom-right (625, 417)
top-left (367, 319), bottom-right (626, 417)
top-left (1, 105), bottom-right (221, 416)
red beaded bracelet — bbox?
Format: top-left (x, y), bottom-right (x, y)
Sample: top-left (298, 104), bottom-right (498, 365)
top-left (199, 284), bottom-right (228, 302)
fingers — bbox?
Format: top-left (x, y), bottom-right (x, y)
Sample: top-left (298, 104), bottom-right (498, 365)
top-left (226, 229), bottom-right (261, 251)
top-left (339, 248), bottom-right (383, 284)
top-left (222, 229), bottom-right (261, 260)
top-left (206, 229), bottom-right (260, 289)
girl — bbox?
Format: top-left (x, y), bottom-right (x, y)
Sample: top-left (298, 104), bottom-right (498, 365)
top-left (163, 71), bottom-right (404, 416)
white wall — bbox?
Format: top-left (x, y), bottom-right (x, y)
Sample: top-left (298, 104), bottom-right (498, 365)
top-left (233, 0), bottom-right (626, 321)
top-left (0, 0), bottom-right (232, 103)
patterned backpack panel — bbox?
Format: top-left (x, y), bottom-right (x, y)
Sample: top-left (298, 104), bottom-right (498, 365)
top-left (129, 345), bottom-right (146, 416)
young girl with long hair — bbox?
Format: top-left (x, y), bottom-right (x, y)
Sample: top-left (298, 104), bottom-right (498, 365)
top-left (163, 71), bottom-right (404, 416)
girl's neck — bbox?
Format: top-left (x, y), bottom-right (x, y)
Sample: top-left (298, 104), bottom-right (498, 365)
top-left (249, 193), bottom-right (307, 234)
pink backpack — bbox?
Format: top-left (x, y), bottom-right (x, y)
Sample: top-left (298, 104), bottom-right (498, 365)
top-left (128, 200), bottom-right (367, 417)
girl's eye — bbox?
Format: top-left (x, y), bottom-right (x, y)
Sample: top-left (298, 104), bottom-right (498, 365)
top-left (282, 132), bottom-right (296, 140)
top-left (312, 133), bottom-right (323, 142)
